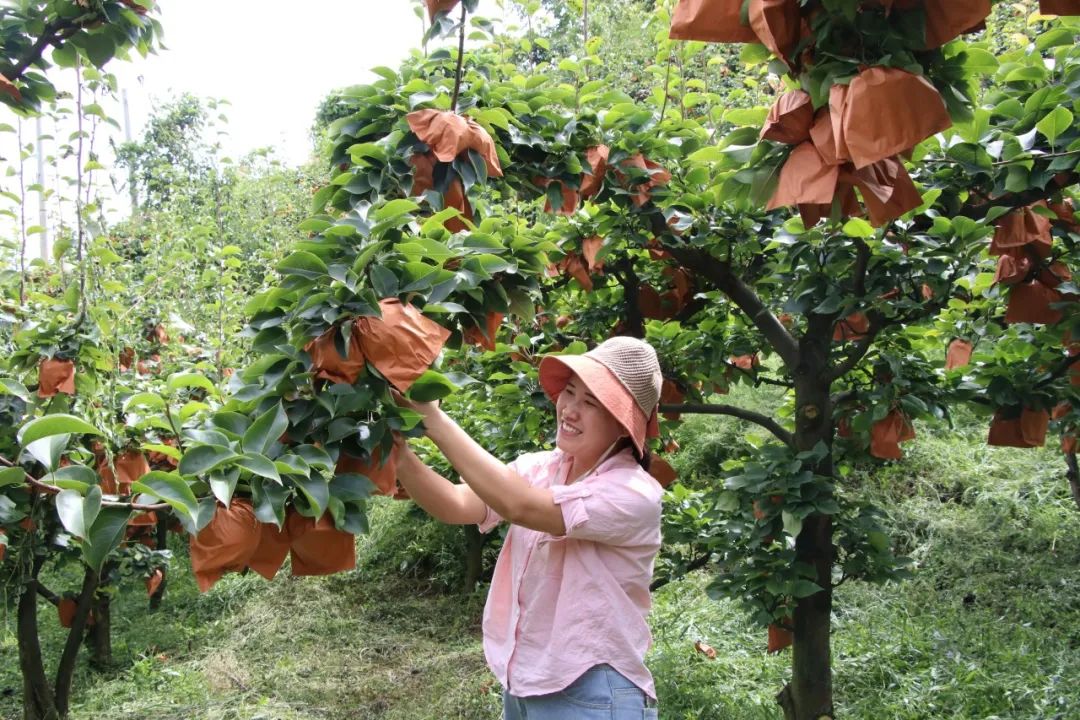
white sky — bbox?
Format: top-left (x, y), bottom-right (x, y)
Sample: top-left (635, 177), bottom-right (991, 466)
top-left (1, 0), bottom-right (512, 259)
top-left (115, 0), bottom-right (493, 165)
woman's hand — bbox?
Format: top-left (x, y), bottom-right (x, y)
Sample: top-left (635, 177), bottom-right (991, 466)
top-left (390, 390), bottom-right (445, 434)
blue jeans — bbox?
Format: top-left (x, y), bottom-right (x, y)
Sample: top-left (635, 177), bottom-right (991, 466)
top-left (502, 664), bottom-right (658, 719)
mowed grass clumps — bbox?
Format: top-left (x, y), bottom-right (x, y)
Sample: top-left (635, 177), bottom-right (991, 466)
top-left (0, 411), bottom-right (1077, 719)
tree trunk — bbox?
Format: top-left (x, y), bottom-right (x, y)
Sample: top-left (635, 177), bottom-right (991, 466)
top-left (18, 557), bottom-right (59, 720)
top-left (54, 567), bottom-right (98, 718)
top-left (778, 332), bottom-right (836, 720)
top-left (86, 591), bottom-right (112, 669)
top-left (778, 513), bottom-right (835, 720)
top-left (1065, 452), bottom-right (1080, 511)
top-left (149, 515), bottom-right (169, 610)
top-left (462, 524), bottom-right (486, 593)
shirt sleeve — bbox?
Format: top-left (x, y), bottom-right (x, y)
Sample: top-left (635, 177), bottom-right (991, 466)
top-left (476, 452), bottom-right (541, 535)
top-left (547, 472), bottom-right (661, 546)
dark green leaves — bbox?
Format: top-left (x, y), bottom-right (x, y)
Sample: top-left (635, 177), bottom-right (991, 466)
top-left (242, 402), bottom-right (289, 456)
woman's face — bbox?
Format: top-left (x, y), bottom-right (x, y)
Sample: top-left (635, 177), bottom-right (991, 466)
top-left (555, 374), bottom-right (626, 462)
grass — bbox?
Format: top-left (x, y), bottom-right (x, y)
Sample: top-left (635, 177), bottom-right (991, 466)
top-left (1, 409), bottom-right (1078, 719)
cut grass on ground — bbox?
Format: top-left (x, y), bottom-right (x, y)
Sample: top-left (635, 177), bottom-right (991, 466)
top-left (0, 418), bottom-right (1077, 719)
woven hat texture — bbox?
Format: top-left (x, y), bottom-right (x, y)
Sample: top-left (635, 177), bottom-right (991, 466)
top-left (583, 336), bottom-right (662, 416)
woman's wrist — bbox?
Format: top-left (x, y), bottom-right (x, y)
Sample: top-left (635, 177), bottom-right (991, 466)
top-left (422, 408), bottom-right (453, 442)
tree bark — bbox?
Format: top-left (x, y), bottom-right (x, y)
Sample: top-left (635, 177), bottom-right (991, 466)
top-left (19, 556), bottom-right (59, 720)
top-left (54, 567), bottom-right (98, 717)
top-left (87, 591), bottom-right (112, 669)
top-left (462, 524), bottom-right (486, 593)
top-left (1065, 452), bottom-right (1080, 511)
top-left (149, 515), bottom-right (170, 610)
top-left (778, 328), bottom-right (836, 720)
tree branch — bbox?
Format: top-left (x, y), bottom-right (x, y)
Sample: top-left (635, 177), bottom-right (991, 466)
top-left (661, 402), bottom-right (793, 447)
top-left (650, 552), bottom-right (712, 591)
top-left (667, 246), bottom-right (800, 367)
top-left (0, 455), bottom-right (168, 511)
top-left (3, 12), bottom-right (98, 83)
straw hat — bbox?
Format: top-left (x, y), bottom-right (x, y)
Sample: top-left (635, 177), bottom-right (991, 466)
top-left (537, 336), bottom-right (663, 457)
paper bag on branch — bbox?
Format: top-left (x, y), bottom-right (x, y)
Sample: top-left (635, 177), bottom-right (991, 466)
top-left (190, 500), bottom-right (261, 592)
top-left (1040, 0), bottom-right (1080, 16)
top-left (464, 311), bottom-right (504, 351)
top-left (987, 408), bottom-right (1049, 448)
top-left (424, 0), bottom-right (460, 20)
top-left (1004, 280), bottom-right (1064, 325)
top-left (337, 443), bottom-right (401, 497)
top-left (406, 109), bottom-right (503, 177)
top-left (246, 521), bottom-right (292, 581)
top-left (870, 409), bottom-right (916, 460)
top-left (305, 324), bottom-right (366, 385)
top-left (989, 203), bottom-right (1053, 258)
top-left (410, 151), bottom-right (473, 232)
top-left (840, 67), bottom-right (951, 169)
top-left (920, 0), bottom-right (991, 49)
top-left (760, 90), bottom-right (814, 145)
top-left (39, 358), bottom-right (76, 398)
top-left (648, 457), bottom-right (677, 488)
top-left (945, 339), bottom-right (973, 370)
top-left (580, 145), bottom-right (610, 198)
top-left (749, 0), bottom-right (801, 65)
top-left (355, 299), bottom-right (451, 392)
top-left (287, 510), bottom-right (356, 576)
top-left (669, 0), bottom-right (759, 42)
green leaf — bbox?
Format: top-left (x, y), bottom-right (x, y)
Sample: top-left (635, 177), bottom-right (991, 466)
top-left (166, 372), bottom-right (220, 397)
top-left (842, 218), bottom-right (875, 239)
top-left (277, 251), bottom-right (329, 278)
top-left (406, 370), bottom-right (457, 402)
top-left (782, 510), bottom-right (803, 538)
top-left (209, 467), bottom-right (240, 507)
top-left (56, 486), bottom-right (101, 539)
top-left (236, 453), bottom-right (281, 482)
top-left (82, 507), bottom-right (131, 572)
top-left (242, 402), bottom-right (288, 456)
top-left (123, 392), bottom-right (166, 411)
top-left (791, 580), bottom-right (824, 598)
top-left (963, 48), bottom-right (998, 76)
top-left (0, 377), bottom-right (30, 401)
top-left (373, 198), bottom-right (421, 221)
top-left (178, 445), bottom-right (239, 477)
top-left (23, 435), bottom-right (69, 471)
top-left (1036, 106), bottom-right (1073, 146)
top-left (0, 467), bottom-right (26, 487)
top-left (251, 478), bottom-right (290, 528)
top-left (293, 475), bottom-right (330, 518)
top-left (18, 415), bottom-right (101, 446)
top-left (132, 471), bottom-right (200, 526)
top-left (50, 464), bottom-right (98, 488)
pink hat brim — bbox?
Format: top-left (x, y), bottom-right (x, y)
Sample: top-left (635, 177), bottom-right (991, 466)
top-left (538, 354), bottom-right (652, 457)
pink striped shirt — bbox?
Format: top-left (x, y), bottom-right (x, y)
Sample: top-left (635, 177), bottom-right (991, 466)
top-left (478, 447), bottom-right (664, 699)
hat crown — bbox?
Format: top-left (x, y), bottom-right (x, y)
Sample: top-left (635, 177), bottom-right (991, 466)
top-left (584, 337), bottom-right (662, 417)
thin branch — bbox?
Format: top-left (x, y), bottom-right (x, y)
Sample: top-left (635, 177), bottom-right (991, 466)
top-left (661, 402), bottom-right (794, 447)
top-left (650, 552), bottom-right (712, 591)
top-left (36, 584), bottom-right (60, 606)
top-left (852, 239), bottom-right (870, 297)
top-left (0, 455), bottom-right (169, 511)
top-left (667, 245), bottom-right (800, 367)
top-left (450, 3), bottom-right (467, 113)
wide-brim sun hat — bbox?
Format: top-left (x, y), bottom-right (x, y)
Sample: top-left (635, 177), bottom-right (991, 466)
top-left (538, 336), bottom-right (663, 458)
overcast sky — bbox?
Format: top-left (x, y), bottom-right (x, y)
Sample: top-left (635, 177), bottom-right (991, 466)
top-left (113, 0), bottom-right (485, 166)
top-left (1, 1), bottom-right (514, 258)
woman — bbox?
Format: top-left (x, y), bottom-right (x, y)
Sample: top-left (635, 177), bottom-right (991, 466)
top-left (394, 336), bottom-right (665, 719)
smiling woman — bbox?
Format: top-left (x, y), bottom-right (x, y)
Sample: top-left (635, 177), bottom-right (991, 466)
top-left (393, 336), bottom-right (665, 719)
